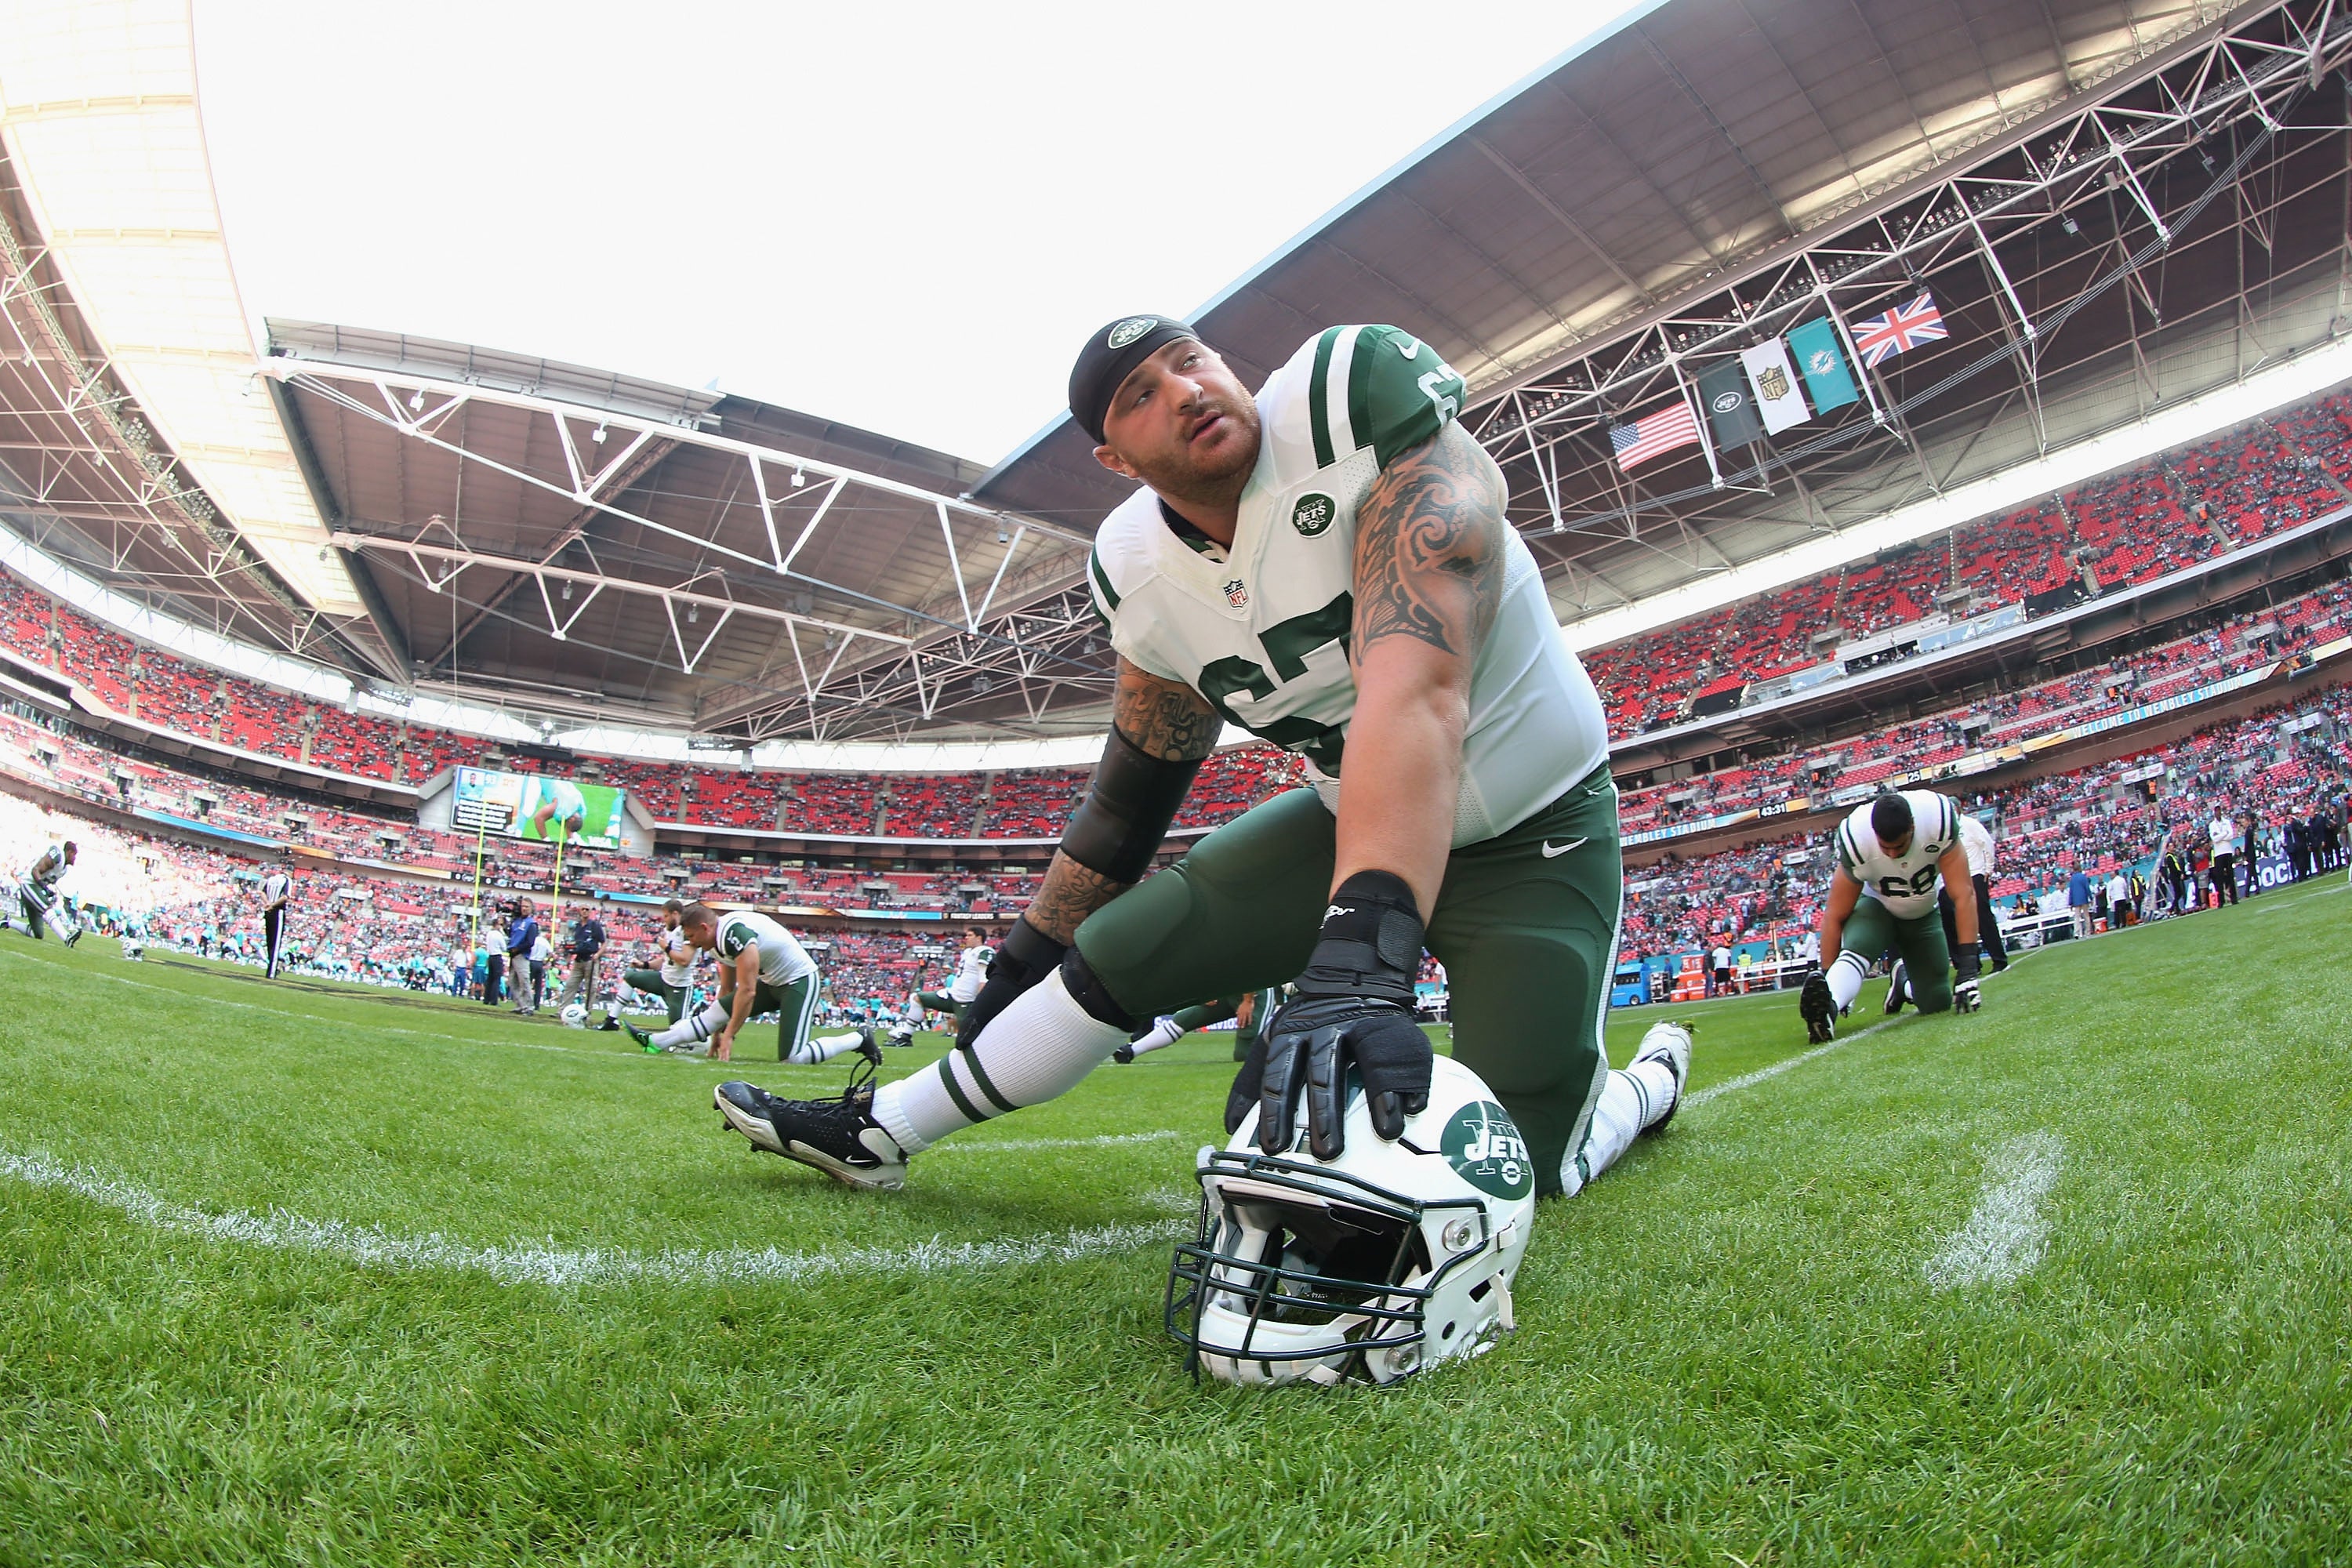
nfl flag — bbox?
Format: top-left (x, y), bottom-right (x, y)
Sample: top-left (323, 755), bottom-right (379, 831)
top-left (1850, 292), bottom-right (1947, 368)
top-left (1608, 400), bottom-right (1701, 471)
top-left (1739, 338), bottom-right (1811, 435)
top-left (1787, 318), bottom-right (1859, 412)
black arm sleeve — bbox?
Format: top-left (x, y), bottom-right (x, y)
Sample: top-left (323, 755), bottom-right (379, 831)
top-left (1057, 728), bottom-right (1204, 885)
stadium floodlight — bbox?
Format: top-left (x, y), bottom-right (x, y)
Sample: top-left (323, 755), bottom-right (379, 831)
top-left (408, 389), bottom-right (425, 412)
top-left (592, 423), bottom-right (608, 444)
top-left (790, 467), bottom-right (806, 488)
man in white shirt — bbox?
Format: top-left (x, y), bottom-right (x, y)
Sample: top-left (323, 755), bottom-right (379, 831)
top-left (2207, 809), bottom-right (2240, 907)
top-left (1936, 810), bottom-right (2009, 974)
top-left (2106, 869), bottom-right (2132, 927)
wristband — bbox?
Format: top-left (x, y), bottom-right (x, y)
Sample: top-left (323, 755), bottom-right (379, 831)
top-left (1291, 869), bottom-right (1424, 1006)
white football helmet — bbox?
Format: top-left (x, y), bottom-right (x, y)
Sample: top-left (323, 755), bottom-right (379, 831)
top-left (1167, 1053), bottom-right (1536, 1387)
top-left (559, 1002), bottom-right (590, 1029)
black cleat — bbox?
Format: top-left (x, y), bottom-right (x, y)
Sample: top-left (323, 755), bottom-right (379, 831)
top-left (1884, 960), bottom-right (1909, 1017)
top-left (1800, 971), bottom-right (1837, 1044)
top-left (714, 1072), bottom-right (907, 1191)
top-left (855, 1027), bottom-right (885, 1067)
top-left (625, 1022), bottom-right (658, 1052)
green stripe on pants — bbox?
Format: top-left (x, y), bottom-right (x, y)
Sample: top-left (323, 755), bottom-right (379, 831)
top-left (1073, 767), bottom-right (1623, 1196)
top-left (764, 975), bottom-right (821, 1062)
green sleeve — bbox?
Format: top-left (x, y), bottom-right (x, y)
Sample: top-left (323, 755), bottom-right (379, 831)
top-left (1353, 325), bottom-right (1467, 469)
top-left (1308, 325), bottom-right (1468, 470)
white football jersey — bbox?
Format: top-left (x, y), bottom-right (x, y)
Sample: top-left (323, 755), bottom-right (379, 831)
top-left (659, 927), bottom-right (697, 986)
top-left (712, 909), bottom-right (817, 987)
top-left (949, 943), bottom-right (990, 1004)
top-left (1831, 789), bottom-right (1963, 918)
top-left (1087, 324), bottom-right (1610, 848)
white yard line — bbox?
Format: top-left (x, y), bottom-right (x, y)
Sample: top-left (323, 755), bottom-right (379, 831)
top-left (1922, 1131), bottom-right (2064, 1289)
top-left (0, 1146), bottom-right (1185, 1288)
top-left (0, 946), bottom-right (653, 1063)
top-left (931, 1131), bottom-right (1189, 1156)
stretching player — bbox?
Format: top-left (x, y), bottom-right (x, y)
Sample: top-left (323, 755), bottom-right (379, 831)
top-left (713, 314), bottom-right (1688, 1195)
top-left (1799, 789), bottom-right (1981, 1044)
top-left (628, 902), bottom-right (882, 1065)
top-left (622, 898), bottom-right (699, 1025)
top-left (531, 777), bottom-right (588, 843)
top-left (912, 927), bottom-right (992, 1027)
top-left (11, 840), bottom-right (81, 945)
top-left (1116, 984), bottom-right (1282, 1064)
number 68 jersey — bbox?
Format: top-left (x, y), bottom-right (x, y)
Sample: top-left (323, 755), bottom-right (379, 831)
top-left (1085, 323), bottom-right (1610, 849)
top-left (1831, 789), bottom-right (1963, 918)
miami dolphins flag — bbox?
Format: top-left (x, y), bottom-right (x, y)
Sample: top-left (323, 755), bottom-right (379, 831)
top-left (1739, 338), bottom-right (1811, 434)
top-left (1787, 318), bottom-right (1859, 413)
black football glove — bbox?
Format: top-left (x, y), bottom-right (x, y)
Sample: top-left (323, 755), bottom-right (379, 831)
top-left (1226, 870), bottom-right (1431, 1160)
top-left (955, 917), bottom-right (1065, 1050)
top-left (1952, 946), bottom-right (1982, 1014)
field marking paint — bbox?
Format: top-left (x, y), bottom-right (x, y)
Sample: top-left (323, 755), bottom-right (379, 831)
top-left (932, 1131), bottom-right (1188, 1156)
top-left (0, 927), bottom-right (2070, 1290)
top-left (1922, 1131), bottom-right (2064, 1289)
top-left (0, 946), bottom-right (648, 1064)
top-left (0, 1146), bottom-right (1184, 1288)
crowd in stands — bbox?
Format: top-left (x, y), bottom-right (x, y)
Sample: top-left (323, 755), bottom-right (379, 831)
top-left (11, 670), bottom-right (2347, 1016)
top-left (1582, 390), bottom-right (2352, 734)
top-left (1614, 578), bottom-right (2352, 836)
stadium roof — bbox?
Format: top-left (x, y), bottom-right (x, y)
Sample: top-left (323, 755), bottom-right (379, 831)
top-left (1, 0), bottom-right (2348, 749)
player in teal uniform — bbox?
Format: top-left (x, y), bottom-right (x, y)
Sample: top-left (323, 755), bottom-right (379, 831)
top-left (531, 777), bottom-right (588, 842)
top-left (714, 314), bottom-right (1690, 1199)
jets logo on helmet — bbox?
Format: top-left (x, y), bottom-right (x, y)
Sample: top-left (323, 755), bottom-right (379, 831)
top-left (1106, 316), bottom-right (1157, 349)
top-left (1441, 1101), bottom-right (1532, 1200)
top-left (1167, 1055), bottom-right (1534, 1388)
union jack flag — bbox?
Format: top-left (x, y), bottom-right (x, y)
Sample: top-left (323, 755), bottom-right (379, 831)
top-left (1849, 292), bottom-right (1947, 368)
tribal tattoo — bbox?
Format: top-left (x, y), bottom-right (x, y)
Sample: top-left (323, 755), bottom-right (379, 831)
top-left (1351, 421), bottom-right (1506, 661)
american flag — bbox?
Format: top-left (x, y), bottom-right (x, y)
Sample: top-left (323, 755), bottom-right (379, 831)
top-left (1850, 292), bottom-right (1947, 368)
top-left (1608, 400), bottom-right (1701, 471)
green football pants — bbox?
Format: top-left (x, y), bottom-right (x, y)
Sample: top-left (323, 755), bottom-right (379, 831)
top-left (624, 967), bottom-right (689, 1025)
top-left (756, 975), bottom-right (822, 1062)
top-left (1839, 898), bottom-right (1954, 1013)
top-left (916, 990), bottom-right (966, 1018)
top-left (1074, 765), bottom-right (1622, 1197)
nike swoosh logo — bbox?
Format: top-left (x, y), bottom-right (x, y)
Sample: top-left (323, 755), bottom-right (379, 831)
top-left (1541, 838), bottom-right (1588, 858)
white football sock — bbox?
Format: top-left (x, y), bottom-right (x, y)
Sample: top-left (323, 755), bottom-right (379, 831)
top-left (786, 1029), bottom-right (868, 1066)
top-left (1558, 1054), bottom-right (1681, 1197)
top-left (871, 970), bottom-right (1127, 1154)
top-left (651, 999), bottom-right (730, 1051)
top-left (1826, 950), bottom-right (1868, 1011)
top-left (1123, 1016), bottom-right (1185, 1058)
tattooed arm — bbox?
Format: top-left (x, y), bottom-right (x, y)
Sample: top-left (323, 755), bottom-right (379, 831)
top-left (1335, 419), bottom-right (1508, 914)
top-left (1021, 657), bottom-right (1221, 943)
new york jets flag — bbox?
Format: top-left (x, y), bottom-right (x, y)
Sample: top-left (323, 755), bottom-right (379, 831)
top-left (1739, 338), bottom-right (1811, 435)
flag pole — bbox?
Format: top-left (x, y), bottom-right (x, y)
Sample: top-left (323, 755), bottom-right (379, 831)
top-left (1668, 358), bottom-right (1723, 490)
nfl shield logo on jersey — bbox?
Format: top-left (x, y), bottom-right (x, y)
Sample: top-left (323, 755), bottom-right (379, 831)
top-left (1291, 492), bottom-right (1335, 536)
top-left (1224, 579), bottom-right (1249, 608)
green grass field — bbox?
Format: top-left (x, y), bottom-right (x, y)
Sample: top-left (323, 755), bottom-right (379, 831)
top-left (3, 880), bottom-right (2348, 1565)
